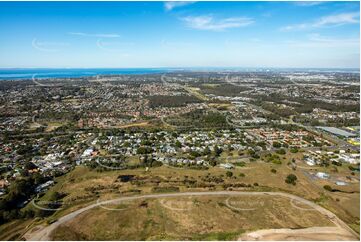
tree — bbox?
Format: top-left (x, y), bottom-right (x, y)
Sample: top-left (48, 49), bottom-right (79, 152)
top-left (226, 171), bottom-right (233, 178)
top-left (203, 146), bottom-right (211, 156)
top-left (209, 159), bottom-right (217, 167)
top-left (238, 150), bottom-right (244, 156)
top-left (285, 174), bottom-right (297, 185)
top-left (137, 146), bottom-right (151, 154)
top-left (214, 146), bottom-right (223, 156)
top-left (272, 142), bottom-right (281, 148)
top-left (189, 150), bottom-right (201, 158)
top-left (252, 153), bottom-right (260, 159)
top-left (248, 149), bottom-right (255, 156)
top-left (290, 147), bottom-right (299, 153)
top-left (24, 161), bottom-right (37, 171)
top-left (276, 149), bottom-right (286, 155)
top-left (323, 185), bottom-right (333, 192)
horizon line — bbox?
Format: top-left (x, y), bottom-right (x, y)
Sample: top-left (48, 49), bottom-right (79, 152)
top-left (0, 66), bottom-right (359, 70)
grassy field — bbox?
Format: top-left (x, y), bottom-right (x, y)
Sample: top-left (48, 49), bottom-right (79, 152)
top-left (27, 153), bottom-right (359, 224)
top-left (0, 219), bottom-right (34, 241)
top-left (3, 149), bottom-right (359, 240)
top-left (202, 84), bottom-right (221, 88)
top-left (116, 122), bottom-right (150, 129)
top-left (50, 195), bottom-right (333, 240)
top-left (184, 86), bottom-right (209, 101)
top-left (45, 121), bottom-right (65, 132)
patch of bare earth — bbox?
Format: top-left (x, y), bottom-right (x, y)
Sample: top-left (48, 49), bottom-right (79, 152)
top-left (239, 227), bottom-right (358, 241)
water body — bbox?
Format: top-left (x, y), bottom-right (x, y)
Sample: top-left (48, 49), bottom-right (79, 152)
top-left (0, 67), bottom-right (358, 80)
top-left (0, 68), bottom-right (175, 80)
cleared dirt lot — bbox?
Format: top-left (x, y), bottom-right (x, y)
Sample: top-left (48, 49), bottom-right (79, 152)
top-left (240, 227), bottom-right (357, 241)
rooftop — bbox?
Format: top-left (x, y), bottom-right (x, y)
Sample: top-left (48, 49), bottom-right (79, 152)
top-left (317, 126), bottom-right (357, 137)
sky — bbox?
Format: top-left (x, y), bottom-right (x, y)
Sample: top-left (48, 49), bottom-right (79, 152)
top-left (0, 1), bottom-right (359, 68)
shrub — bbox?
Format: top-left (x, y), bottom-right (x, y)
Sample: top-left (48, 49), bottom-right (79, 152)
top-left (234, 161), bottom-right (246, 167)
top-left (323, 185), bottom-right (333, 192)
top-left (276, 149), bottom-right (286, 155)
top-left (272, 142), bottom-right (281, 148)
top-left (271, 168), bottom-right (277, 173)
top-left (290, 147), bottom-right (299, 153)
top-left (285, 174), bottom-right (297, 185)
top-left (272, 159), bottom-right (282, 165)
top-left (226, 171), bottom-right (233, 178)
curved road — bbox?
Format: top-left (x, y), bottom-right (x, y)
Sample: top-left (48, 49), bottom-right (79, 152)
top-left (26, 191), bottom-right (358, 241)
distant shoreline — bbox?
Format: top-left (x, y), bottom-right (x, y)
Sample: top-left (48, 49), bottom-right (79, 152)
top-left (0, 67), bottom-right (359, 80)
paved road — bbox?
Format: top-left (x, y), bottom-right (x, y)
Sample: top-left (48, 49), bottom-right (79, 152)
top-left (25, 191), bottom-right (359, 241)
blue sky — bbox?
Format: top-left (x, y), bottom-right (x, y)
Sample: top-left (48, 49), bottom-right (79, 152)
top-left (0, 1), bottom-right (359, 68)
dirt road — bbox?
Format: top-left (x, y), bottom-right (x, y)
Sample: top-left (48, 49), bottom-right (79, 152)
top-left (239, 227), bottom-right (357, 241)
top-left (24, 191), bottom-right (359, 241)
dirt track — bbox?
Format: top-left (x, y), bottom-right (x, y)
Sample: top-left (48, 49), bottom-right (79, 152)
top-left (24, 191), bottom-right (359, 241)
top-left (239, 227), bottom-right (357, 241)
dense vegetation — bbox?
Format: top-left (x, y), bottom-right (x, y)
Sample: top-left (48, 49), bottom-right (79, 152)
top-left (198, 83), bottom-right (251, 97)
top-left (252, 93), bottom-right (359, 114)
top-left (148, 95), bottom-right (201, 108)
top-left (167, 110), bottom-right (229, 128)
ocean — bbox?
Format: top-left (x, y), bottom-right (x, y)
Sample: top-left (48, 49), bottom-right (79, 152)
top-left (0, 68), bottom-right (176, 80)
top-left (0, 67), bottom-right (359, 80)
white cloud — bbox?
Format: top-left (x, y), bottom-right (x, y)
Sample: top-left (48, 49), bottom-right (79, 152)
top-left (281, 12), bottom-right (359, 31)
top-left (308, 33), bottom-right (359, 45)
top-left (285, 34), bottom-right (360, 48)
top-left (96, 39), bottom-right (132, 56)
top-left (314, 12), bottom-right (360, 27)
top-left (182, 16), bottom-right (254, 31)
top-left (281, 23), bottom-right (308, 31)
top-left (68, 32), bottom-right (120, 38)
top-left (293, 2), bottom-right (324, 7)
top-left (164, 1), bottom-right (195, 11)
top-left (32, 38), bottom-right (70, 52)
